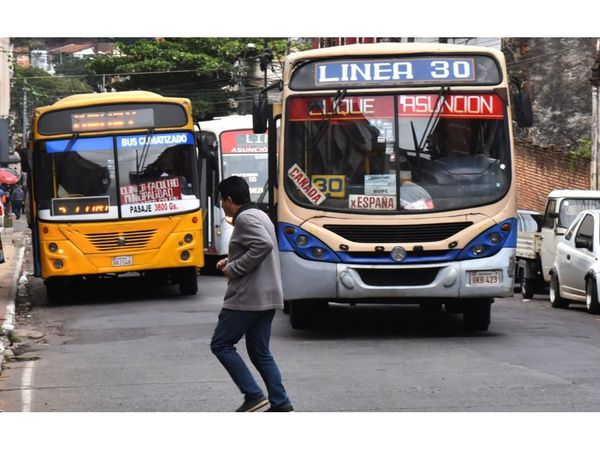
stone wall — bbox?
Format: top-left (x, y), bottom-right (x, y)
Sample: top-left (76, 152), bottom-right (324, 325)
top-left (515, 140), bottom-right (590, 212)
top-left (503, 38), bottom-right (596, 151)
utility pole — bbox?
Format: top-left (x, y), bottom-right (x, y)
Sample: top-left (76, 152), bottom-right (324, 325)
top-left (0, 37), bottom-right (11, 164)
top-left (22, 80), bottom-right (28, 143)
top-left (591, 39), bottom-right (600, 190)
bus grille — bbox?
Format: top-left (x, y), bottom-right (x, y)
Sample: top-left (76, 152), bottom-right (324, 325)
top-left (324, 222), bottom-right (473, 243)
top-left (85, 229), bottom-right (157, 252)
top-left (356, 268), bottom-right (440, 286)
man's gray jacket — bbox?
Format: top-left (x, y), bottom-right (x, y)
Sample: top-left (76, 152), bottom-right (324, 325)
top-left (223, 207), bottom-right (283, 311)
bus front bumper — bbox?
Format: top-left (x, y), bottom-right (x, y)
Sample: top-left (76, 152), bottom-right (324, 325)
top-left (280, 248), bottom-right (515, 302)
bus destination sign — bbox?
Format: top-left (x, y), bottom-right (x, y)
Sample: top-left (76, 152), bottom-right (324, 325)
top-left (72, 108), bottom-right (154, 131)
top-left (315, 58), bottom-right (475, 85)
top-left (289, 55), bottom-right (501, 90)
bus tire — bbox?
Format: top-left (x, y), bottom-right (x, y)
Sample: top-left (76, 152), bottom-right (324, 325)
top-left (46, 278), bottom-right (66, 304)
top-left (179, 267), bottom-right (198, 295)
top-left (462, 299), bottom-right (491, 331)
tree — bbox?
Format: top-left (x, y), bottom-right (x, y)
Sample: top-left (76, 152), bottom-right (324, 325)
top-left (88, 38), bottom-right (296, 120)
top-left (10, 65), bottom-right (94, 145)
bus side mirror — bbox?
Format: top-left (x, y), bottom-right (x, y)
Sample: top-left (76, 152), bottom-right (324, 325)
top-left (16, 147), bottom-right (31, 173)
top-left (513, 91), bottom-right (534, 128)
top-left (510, 77), bottom-right (533, 128)
top-left (253, 93), bottom-right (268, 134)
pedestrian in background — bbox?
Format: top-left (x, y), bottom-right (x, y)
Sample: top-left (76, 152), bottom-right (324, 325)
top-left (9, 184), bottom-right (26, 220)
top-left (210, 176), bottom-right (294, 412)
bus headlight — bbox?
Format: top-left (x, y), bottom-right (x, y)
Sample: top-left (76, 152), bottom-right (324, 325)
top-left (54, 259), bottom-right (64, 269)
top-left (457, 218), bottom-right (517, 261)
top-left (296, 235), bottom-right (309, 247)
top-left (312, 247), bottom-right (325, 259)
top-left (48, 243), bottom-right (58, 253)
top-left (181, 250), bottom-right (190, 261)
top-left (472, 245), bottom-right (487, 256)
top-left (278, 223), bottom-right (340, 263)
top-left (184, 234), bottom-right (193, 243)
top-left (488, 232), bottom-right (501, 244)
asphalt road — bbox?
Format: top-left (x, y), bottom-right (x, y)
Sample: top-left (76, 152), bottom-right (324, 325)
top-left (2, 273), bottom-right (600, 412)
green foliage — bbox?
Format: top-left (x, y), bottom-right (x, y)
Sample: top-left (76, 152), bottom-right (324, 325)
top-left (567, 138), bottom-right (592, 171)
top-left (88, 38), bottom-right (298, 119)
top-left (10, 64), bottom-right (94, 143)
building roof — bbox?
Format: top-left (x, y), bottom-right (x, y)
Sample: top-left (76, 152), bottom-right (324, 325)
top-left (49, 43), bottom-right (94, 54)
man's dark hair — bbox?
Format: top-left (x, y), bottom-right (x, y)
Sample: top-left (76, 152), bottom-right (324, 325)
top-left (218, 176), bottom-right (251, 205)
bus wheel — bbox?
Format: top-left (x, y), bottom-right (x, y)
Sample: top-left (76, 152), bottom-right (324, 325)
top-left (289, 300), bottom-right (326, 329)
top-left (179, 267), bottom-right (198, 295)
top-left (46, 278), bottom-right (66, 304)
top-left (463, 299), bottom-right (491, 331)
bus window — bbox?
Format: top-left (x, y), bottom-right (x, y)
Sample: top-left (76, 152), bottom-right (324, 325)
top-left (285, 93), bottom-right (510, 213)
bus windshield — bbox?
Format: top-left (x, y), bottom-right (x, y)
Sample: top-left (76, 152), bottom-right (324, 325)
top-left (220, 129), bottom-right (268, 202)
top-left (34, 131), bottom-right (200, 221)
top-left (284, 93), bottom-right (510, 213)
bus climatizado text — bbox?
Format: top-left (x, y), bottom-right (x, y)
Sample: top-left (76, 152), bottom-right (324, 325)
top-left (253, 43), bottom-right (533, 331)
top-left (24, 91), bottom-right (205, 302)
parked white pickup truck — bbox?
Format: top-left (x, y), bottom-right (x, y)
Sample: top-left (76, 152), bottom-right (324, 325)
top-left (515, 190), bottom-right (600, 298)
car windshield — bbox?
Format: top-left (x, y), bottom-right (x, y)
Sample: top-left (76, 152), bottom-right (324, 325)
top-left (284, 93), bottom-right (510, 214)
top-left (559, 198), bottom-right (600, 228)
top-left (33, 132), bottom-right (200, 221)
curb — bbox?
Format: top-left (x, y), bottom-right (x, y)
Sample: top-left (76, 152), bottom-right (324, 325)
top-left (0, 233), bottom-right (27, 375)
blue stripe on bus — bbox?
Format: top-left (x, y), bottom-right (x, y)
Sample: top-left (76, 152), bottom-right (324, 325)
top-left (46, 137), bottom-right (113, 153)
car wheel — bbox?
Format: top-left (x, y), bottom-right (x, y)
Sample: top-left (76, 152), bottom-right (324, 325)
top-left (586, 278), bottom-right (600, 314)
top-left (549, 272), bottom-right (569, 309)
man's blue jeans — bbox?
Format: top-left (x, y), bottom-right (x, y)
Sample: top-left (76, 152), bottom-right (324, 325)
top-left (210, 308), bottom-right (291, 408)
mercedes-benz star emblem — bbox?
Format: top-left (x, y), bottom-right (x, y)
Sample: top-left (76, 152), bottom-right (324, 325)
top-left (390, 246), bottom-right (407, 262)
top-left (117, 237), bottom-right (127, 246)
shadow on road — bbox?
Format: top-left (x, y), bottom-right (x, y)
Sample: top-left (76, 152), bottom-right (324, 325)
top-left (281, 304), bottom-right (501, 339)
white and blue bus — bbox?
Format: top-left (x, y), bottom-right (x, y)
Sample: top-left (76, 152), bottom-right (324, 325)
top-left (197, 115), bottom-right (268, 269)
top-left (253, 43), bottom-right (533, 330)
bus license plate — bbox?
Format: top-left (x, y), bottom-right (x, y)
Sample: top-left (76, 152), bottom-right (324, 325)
top-left (469, 270), bottom-right (501, 286)
top-left (112, 256), bottom-right (133, 267)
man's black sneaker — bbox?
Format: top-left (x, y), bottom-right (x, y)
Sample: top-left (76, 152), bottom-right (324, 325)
top-left (266, 403), bottom-right (294, 412)
top-left (235, 396), bottom-right (269, 412)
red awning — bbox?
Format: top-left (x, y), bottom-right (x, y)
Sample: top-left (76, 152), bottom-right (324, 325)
top-left (0, 169), bottom-right (19, 184)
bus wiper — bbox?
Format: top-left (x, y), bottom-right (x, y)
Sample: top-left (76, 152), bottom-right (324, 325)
top-left (135, 127), bottom-right (155, 180)
top-left (417, 85), bottom-right (449, 152)
top-left (308, 89), bottom-right (347, 151)
top-left (406, 86), bottom-right (450, 176)
top-left (55, 133), bottom-right (80, 179)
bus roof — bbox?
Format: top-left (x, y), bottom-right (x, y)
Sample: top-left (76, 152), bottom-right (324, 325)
top-left (286, 42), bottom-right (504, 64)
top-left (283, 43), bottom-right (506, 86)
top-left (36, 91), bottom-right (190, 114)
top-left (196, 114), bottom-right (254, 135)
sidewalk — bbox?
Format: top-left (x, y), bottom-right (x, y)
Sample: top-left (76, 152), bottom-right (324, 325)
top-left (0, 222), bottom-right (27, 375)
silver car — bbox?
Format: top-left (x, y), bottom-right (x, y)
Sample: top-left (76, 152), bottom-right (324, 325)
top-left (550, 209), bottom-right (600, 314)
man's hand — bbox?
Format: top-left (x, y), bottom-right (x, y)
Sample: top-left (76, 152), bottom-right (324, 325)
top-left (216, 258), bottom-right (228, 271)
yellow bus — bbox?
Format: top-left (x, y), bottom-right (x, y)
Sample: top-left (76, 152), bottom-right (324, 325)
top-left (26, 91), bottom-right (204, 302)
top-left (253, 43), bottom-right (533, 330)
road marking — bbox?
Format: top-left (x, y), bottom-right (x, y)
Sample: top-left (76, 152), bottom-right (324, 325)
top-left (22, 360), bottom-right (35, 412)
